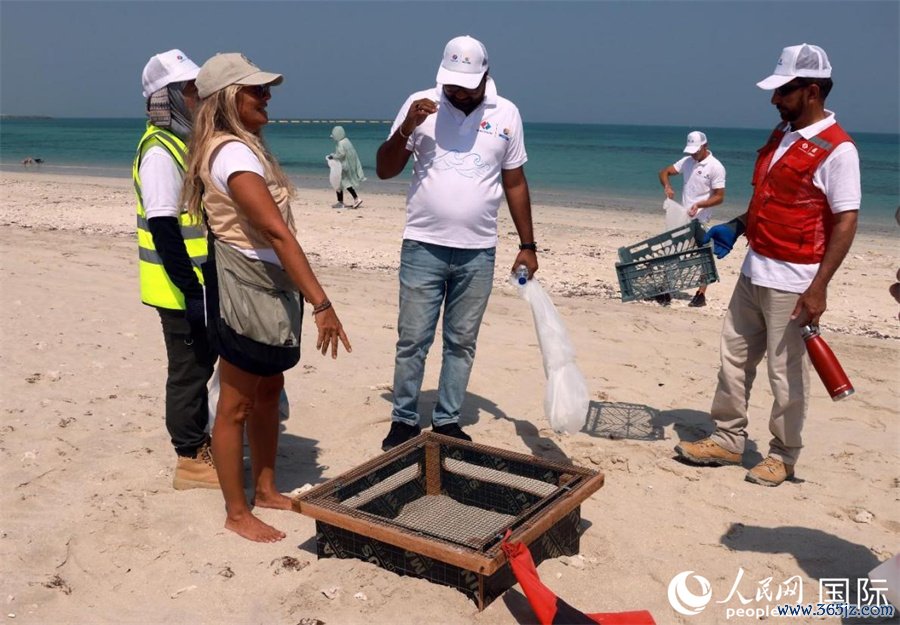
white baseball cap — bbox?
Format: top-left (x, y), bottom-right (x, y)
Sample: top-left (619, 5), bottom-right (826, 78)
top-left (196, 52), bottom-right (283, 99)
top-left (683, 131), bottom-right (707, 154)
top-left (757, 43), bottom-right (832, 90)
top-left (435, 35), bottom-right (489, 89)
top-left (142, 49), bottom-right (200, 98)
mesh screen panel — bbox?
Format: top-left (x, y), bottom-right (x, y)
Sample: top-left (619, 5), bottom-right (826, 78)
top-left (393, 494), bottom-right (515, 547)
top-left (796, 45), bottom-right (829, 72)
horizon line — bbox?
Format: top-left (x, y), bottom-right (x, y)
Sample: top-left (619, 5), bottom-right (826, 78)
top-left (1, 115), bottom-right (897, 136)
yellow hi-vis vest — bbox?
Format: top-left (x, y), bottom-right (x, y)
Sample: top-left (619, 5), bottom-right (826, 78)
top-left (133, 123), bottom-right (207, 310)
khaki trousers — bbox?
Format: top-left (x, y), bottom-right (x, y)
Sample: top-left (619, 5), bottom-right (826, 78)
top-left (710, 274), bottom-right (809, 465)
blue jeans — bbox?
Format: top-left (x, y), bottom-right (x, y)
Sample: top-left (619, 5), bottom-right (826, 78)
top-left (391, 240), bottom-right (495, 427)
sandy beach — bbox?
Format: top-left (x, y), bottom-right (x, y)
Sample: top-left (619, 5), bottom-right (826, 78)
top-left (0, 170), bottom-right (897, 625)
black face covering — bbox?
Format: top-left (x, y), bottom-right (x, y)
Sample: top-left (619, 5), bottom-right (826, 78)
top-left (147, 81), bottom-right (192, 140)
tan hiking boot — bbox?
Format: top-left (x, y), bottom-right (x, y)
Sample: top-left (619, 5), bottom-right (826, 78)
top-left (674, 437), bottom-right (742, 466)
top-left (745, 457), bottom-right (794, 487)
top-left (173, 442), bottom-right (220, 490)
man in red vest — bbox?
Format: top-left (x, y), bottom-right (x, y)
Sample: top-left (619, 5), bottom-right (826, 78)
top-left (674, 44), bottom-right (860, 486)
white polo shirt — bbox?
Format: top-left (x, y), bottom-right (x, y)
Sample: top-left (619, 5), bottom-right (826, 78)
top-left (742, 111), bottom-right (861, 293)
top-left (672, 151), bottom-right (726, 224)
top-left (388, 78), bottom-right (528, 249)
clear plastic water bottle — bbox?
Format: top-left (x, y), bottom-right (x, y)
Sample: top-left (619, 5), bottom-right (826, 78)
top-left (515, 264), bottom-right (528, 285)
top-left (800, 324), bottom-right (854, 401)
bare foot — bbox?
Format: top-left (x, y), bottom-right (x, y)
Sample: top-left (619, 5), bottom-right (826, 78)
top-left (253, 491), bottom-right (294, 511)
top-left (224, 512), bottom-right (286, 542)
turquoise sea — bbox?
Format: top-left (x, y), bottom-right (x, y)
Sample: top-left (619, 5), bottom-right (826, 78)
top-left (1, 118), bottom-right (897, 231)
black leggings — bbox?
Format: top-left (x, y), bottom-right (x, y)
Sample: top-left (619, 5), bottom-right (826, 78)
top-left (336, 187), bottom-right (358, 203)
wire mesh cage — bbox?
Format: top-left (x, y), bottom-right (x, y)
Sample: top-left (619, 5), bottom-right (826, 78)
top-left (615, 221), bottom-right (719, 302)
top-left (294, 432), bottom-right (604, 610)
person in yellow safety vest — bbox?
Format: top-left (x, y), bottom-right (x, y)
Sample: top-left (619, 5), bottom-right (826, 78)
top-left (134, 49), bottom-right (218, 490)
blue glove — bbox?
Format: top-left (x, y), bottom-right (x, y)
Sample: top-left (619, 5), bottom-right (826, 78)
top-left (184, 297), bottom-right (206, 328)
top-left (702, 218), bottom-right (746, 259)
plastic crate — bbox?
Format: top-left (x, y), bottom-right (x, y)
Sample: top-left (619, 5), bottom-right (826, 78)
top-left (615, 221), bottom-right (719, 302)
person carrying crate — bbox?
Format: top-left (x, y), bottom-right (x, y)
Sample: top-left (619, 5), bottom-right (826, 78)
top-left (658, 131), bottom-right (727, 307)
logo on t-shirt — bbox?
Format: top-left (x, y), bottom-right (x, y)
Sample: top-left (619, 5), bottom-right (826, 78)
top-left (432, 151), bottom-right (492, 178)
top-left (477, 120), bottom-right (494, 136)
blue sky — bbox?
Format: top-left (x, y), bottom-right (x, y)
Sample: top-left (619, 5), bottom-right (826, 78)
top-left (1, 1), bottom-right (897, 133)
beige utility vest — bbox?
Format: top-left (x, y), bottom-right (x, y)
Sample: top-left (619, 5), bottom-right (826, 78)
top-left (199, 133), bottom-right (296, 248)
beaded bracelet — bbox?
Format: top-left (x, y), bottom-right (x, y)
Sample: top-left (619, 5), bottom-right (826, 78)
top-left (312, 299), bottom-right (332, 316)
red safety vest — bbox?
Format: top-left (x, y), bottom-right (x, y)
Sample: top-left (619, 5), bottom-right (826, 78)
top-left (746, 121), bottom-right (853, 264)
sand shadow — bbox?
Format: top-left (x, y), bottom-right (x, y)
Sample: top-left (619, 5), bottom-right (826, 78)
top-left (296, 534), bottom-right (318, 556)
top-left (284, 430), bottom-right (328, 557)
top-left (501, 587), bottom-right (540, 625)
top-left (275, 429), bottom-right (326, 492)
top-left (583, 400), bottom-right (665, 441)
top-left (721, 524), bottom-right (890, 624)
top-left (379, 389), bottom-right (571, 464)
top-left (661, 408), bottom-right (763, 469)
top-left (232, 424), bottom-right (326, 496)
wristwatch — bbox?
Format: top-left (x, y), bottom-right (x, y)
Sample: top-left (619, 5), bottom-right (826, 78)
top-left (518, 242), bottom-right (538, 251)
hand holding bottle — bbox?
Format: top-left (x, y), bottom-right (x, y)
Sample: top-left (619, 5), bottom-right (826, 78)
top-left (801, 324), bottom-right (854, 400)
top-left (514, 264), bottom-right (528, 285)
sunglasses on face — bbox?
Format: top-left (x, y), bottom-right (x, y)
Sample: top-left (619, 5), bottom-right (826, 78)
top-left (443, 83), bottom-right (483, 96)
top-left (774, 80), bottom-right (806, 97)
top-left (244, 84), bottom-right (271, 98)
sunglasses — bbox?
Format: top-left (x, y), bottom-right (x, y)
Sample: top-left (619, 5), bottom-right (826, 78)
top-left (442, 81), bottom-right (485, 96)
top-left (244, 84), bottom-right (271, 98)
top-left (774, 80), bottom-right (807, 97)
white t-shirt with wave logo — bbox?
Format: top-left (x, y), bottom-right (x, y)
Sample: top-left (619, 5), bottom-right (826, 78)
top-left (389, 79), bottom-right (528, 249)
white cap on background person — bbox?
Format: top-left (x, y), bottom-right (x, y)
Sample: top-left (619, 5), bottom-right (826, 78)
top-left (435, 35), bottom-right (489, 89)
top-left (756, 43), bottom-right (832, 90)
top-left (683, 131), bottom-right (708, 154)
top-left (196, 52), bottom-right (283, 99)
top-left (141, 49), bottom-right (200, 98)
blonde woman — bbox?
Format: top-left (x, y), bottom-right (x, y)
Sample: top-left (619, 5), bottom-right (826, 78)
top-left (184, 53), bottom-right (351, 542)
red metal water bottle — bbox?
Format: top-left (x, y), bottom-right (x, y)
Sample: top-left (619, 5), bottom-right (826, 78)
top-left (801, 324), bottom-right (854, 401)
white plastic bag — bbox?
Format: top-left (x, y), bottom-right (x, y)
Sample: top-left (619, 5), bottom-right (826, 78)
top-left (206, 365), bottom-right (290, 433)
top-left (868, 554), bottom-right (900, 608)
top-left (513, 276), bottom-right (590, 434)
top-left (664, 198), bottom-right (691, 230)
top-left (326, 156), bottom-right (342, 192)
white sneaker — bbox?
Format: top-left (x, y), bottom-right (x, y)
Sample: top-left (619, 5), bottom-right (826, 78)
top-left (331, 202), bottom-right (345, 209)
top-left (351, 199), bottom-right (363, 209)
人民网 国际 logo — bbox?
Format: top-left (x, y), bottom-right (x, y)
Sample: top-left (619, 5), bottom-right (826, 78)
top-left (668, 571), bottom-right (713, 616)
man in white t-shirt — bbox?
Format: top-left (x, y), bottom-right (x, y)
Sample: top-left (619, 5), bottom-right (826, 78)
top-left (658, 131), bottom-right (727, 307)
top-left (675, 44), bottom-right (860, 487)
top-left (376, 35), bottom-right (538, 450)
